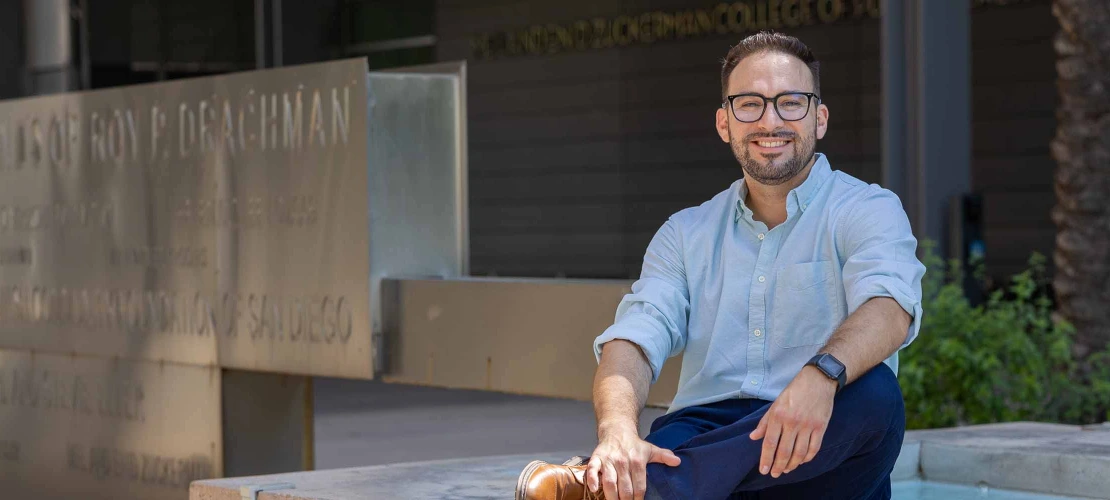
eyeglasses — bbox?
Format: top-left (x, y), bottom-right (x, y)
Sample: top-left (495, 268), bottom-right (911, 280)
top-left (722, 92), bottom-right (820, 123)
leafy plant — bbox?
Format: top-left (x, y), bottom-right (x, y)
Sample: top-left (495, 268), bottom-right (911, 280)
top-left (898, 241), bottom-right (1110, 429)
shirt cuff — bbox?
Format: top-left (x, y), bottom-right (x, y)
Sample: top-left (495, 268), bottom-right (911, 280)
top-left (593, 311), bottom-right (674, 384)
top-left (851, 276), bottom-right (923, 348)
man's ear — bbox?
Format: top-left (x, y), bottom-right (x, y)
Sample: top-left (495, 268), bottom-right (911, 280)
top-left (716, 106), bottom-right (731, 143)
top-left (815, 103), bottom-right (829, 140)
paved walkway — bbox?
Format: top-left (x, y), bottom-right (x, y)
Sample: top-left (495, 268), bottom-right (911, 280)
top-left (311, 377), bottom-right (665, 469)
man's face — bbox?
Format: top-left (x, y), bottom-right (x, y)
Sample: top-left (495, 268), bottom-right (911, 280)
top-left (715, 51), bottom-right (829, 186)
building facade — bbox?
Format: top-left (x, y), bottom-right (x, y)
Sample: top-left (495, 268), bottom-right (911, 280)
top-left (0, 0), bottom-right (1057, 282)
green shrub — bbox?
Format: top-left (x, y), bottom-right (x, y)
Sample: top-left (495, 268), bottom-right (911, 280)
top-left (898, 242), bottom-right (1110, 429)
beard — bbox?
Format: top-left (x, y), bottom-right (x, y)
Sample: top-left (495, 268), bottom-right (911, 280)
top-left (729, 125), bottom-right (817, 186)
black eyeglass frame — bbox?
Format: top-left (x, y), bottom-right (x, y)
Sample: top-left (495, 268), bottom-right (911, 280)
top-left (721, 91), bottom-right (822, 123)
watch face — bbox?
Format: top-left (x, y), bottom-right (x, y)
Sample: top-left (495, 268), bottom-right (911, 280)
top-left (819, 355), bottom-right (845, 377)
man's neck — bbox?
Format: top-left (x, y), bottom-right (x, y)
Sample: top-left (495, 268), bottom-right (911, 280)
top-left (744, 156), bottom-right (817, 229)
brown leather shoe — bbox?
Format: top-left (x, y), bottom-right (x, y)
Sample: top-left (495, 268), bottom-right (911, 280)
top-left (515, 456), bottom-right (604, 500)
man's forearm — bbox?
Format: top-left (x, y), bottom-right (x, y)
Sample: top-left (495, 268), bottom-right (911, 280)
top-left (593, 339), bottom-right (653, 439)
top-left (820, 297), bottom-right (911, 384)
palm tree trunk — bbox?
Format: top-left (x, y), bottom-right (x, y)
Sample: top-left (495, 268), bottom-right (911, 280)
top-left (1051, 0), bottom-right (1110, 351)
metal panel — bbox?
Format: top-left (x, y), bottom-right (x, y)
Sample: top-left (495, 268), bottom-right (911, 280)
top-left (380, 60), bottom-right (468, 279)
top-left (380, 278), bottom-right (681, 408)
top-left (0, 349), bottom-right (222, 500)
top-left (893, 0), bottom-right (972, 251)
top-left (0, 59), bottom-right (373, 378)
top-left (367, 63), bottom-right (468, 373)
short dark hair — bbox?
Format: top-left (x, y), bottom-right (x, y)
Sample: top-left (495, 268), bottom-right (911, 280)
top-left (720, 31), bottom-right (821, 101)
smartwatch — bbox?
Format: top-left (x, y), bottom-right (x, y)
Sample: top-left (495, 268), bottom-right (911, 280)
top-left (806, 353), bottom-right (847, 392)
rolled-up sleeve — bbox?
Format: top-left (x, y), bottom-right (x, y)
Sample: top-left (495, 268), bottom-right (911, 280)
top-left (837, 187), bottom-right (926, 348)
top-left (593, 217), bottom-right (690, 383)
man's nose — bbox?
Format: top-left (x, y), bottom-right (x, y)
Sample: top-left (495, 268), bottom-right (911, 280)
top-left (757, 104), bottom-right (785, 131)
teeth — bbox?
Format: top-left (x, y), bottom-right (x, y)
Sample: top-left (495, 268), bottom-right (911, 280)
top-left (757, 141), bottom-right (787, 147)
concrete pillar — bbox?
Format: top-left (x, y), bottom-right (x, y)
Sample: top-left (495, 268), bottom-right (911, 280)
top-left (23, 0), bottom-right (74, 95)
top-left (255, 0), bottom-right (284, 68)
top-left (880, 0), bottom-right (906, 200)
top-left (222, 369), bottom-right (314, 476)
top-left (882, 0), bottom-right (972, 255)
top-left (255, 0), bottom-right (267, 69)
top-left (272, 0), bottom-right (283, 67)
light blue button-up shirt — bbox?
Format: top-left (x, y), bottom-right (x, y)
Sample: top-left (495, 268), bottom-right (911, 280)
top-left (593, 153), bottom-right (925, 414)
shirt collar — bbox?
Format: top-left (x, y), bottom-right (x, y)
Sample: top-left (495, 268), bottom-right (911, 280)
top-left (735, 153), bottom-right (832, 223)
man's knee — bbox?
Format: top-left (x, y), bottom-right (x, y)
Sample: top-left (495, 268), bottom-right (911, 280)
top-left (842, 363), bottom-right (905, 428)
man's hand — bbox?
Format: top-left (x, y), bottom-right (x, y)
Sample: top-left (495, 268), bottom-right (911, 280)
top-left (586, 423), bottom-right (681, 500)
top-left (749, 366), bottom-right (837, 478)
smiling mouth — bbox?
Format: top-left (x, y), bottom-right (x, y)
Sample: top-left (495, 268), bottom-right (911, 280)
top-left (752, 139), bottom-right (791, 148)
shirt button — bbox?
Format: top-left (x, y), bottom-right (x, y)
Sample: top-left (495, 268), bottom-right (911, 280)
top-left (801, 204), bottom-right (807, 210)
top-left (758, 275), bottom-right (765, 283)
top-left (754, 329), bottom-right (762, 337)
top-left (750, 379), bottom-right (758, 385)
top-left (757, 233), bottom-right (765, 240)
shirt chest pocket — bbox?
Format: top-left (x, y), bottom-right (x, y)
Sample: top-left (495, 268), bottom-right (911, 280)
top-left (771, 260), bottom-right (845, 349)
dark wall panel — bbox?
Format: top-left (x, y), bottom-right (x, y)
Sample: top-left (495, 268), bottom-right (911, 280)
top-left (119, 0), bottom-right (255, 65)
top-left (442, 0), bottom-right (885, 278)
top-left (281, 0), bottom-right (347, 66)
top-left (89, 0), bottom-right (132, 65)
top-left (971, 0), bottom-right (1058, 281)
top-left (0, 0), bottom-right (21, 99)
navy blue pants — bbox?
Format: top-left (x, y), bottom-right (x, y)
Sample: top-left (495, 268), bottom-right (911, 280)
top-left (644, 364), bottom-right (905, 500)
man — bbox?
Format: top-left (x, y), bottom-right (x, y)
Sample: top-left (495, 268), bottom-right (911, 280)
top-left (516, 31), bottom-right (925, 500)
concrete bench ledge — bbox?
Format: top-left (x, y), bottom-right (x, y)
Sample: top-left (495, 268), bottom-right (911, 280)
top-left (192, 422), bottom-right (1110, 500)
top-left (191, 452), bottom-right (577, 500)
top-left (903, 421), bottom-right (1110, 498)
